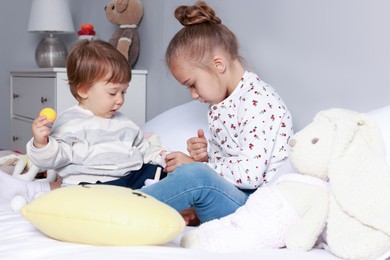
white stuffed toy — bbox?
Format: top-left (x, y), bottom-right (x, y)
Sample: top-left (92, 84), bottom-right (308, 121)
top-left (0, 152), bottom-right (57, 212)
top-left (0, 152), bottom-right (48, 182)
top-left (180, 120), bottom-right (332, 251)
top-left (313, 108), bottom-right (390, 260)
top-left (11, 155), bottom-right (56, 183)
top-left (181, 108), bottom-right (390, 257)
top-left (12, 155), bottom-right (42, 181)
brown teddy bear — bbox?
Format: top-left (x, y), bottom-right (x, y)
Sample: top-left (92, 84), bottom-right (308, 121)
top-left (105, 0), bottom-right (143, 67)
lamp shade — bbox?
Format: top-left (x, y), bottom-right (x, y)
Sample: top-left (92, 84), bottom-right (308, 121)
top-left (28, 0), bottom-right (74, 33)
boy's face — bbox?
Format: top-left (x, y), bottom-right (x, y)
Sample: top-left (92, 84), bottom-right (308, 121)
top-left (78, 80), bottom-right (129, 118)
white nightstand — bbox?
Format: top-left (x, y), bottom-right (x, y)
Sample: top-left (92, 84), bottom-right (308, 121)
top-left (10, 68), bottom-right (147, 153)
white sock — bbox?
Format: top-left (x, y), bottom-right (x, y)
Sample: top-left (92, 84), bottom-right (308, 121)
top-left (0, 170), bottom-right (50, 202)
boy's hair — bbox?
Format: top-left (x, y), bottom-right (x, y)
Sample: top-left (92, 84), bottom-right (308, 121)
top-left (166, 1), bottom-right (239, 68)
top-left (67, 39), bottom-right (132, 101)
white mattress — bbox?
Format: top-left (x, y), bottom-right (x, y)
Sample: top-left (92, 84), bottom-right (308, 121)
top-left (0, 194), bottom-right (340, 260)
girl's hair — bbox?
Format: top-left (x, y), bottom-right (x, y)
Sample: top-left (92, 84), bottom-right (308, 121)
top-left (66, 39), bottom-right (132, 101)
top-left (166, 1), bottom-right (240, 68)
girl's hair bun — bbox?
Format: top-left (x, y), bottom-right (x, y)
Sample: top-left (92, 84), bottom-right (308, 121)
top-left (174, 1), bottom-right (221, 26)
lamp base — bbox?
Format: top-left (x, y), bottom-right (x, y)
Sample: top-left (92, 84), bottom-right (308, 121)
top-left (35, 34), bottom-right (67, 68)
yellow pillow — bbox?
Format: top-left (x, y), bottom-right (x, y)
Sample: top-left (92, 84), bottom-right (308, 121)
top-left (21, 185), bottom-right (185, 246)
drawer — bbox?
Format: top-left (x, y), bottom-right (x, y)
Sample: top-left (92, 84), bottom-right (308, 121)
top-left (10, 118), bottom-right (33, 153)
top-left (12, 77), bottom-right (55, 119)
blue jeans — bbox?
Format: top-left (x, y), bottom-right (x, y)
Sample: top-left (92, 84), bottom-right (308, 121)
top-left (139, 162), bottom-right (252, 223)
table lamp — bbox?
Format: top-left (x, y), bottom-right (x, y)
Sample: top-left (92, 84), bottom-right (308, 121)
top-left (28, 0), bottom-right (75, 68)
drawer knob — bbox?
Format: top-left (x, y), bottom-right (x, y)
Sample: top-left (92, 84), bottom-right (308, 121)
top-left (41, 97), bottom-right (48, 104)
top-left (12, 136), bottom-right (19, 142)
top-left (13, 93), bottom-right (19, 99)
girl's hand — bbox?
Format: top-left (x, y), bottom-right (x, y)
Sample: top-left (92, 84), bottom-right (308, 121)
top-left (187, 129), bottom-right (208, 162)
top-left (164, 151), bottom-right (195, 172)
top-left (32, 116), bottom-right (53, 148)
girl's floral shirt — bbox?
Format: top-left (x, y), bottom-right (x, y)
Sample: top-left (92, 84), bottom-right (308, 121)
top-left (206, 71), bottom-right (293, 189)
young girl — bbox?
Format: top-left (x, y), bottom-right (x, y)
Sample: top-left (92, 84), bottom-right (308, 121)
top-left (0, 40), bottom-right (168, 202)
top-left (137, 0), bottom-right (294, 223)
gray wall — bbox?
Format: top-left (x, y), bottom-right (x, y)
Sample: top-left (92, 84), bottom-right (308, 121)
top-left (1, 0), bottom-right (389, 150)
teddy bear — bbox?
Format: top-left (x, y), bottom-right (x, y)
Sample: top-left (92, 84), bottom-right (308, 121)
top-left (105, 0), bottom-right (143, 67)
top-left (312, 108), bottom-right (390, 260)
top-left (180, 123), bottom-right (331, 251)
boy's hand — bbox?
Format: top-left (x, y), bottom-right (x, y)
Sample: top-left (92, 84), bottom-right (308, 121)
top-left (164, 151), bottom-right (195, 172)
top-left (32, 115), bottom-right (53, 148)
top-left (187, 129), bottom-right (208, 162)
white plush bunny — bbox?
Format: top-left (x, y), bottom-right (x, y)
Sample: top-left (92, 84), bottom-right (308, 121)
top-left (181, 108), bottom-right (390, 258)
top-left (180, 111), bottom-right (335, 252)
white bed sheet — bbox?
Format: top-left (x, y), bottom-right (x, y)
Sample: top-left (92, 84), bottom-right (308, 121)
top-left (0, 195), bottom-right (340, 260)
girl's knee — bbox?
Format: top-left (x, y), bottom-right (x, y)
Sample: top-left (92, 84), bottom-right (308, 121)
top-left (175, 162), bottom-right (216, 179)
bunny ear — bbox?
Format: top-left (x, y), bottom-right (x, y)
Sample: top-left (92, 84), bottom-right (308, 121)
top-left (325, 110), bottom-right (390, 236)
top-left (354, 114), bottom-right (386, 155)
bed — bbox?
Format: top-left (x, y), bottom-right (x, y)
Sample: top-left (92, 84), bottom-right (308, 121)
top-left (1, 101), bottom-right (390, 260)
top-left (0, 196), bottom-right (338, 260)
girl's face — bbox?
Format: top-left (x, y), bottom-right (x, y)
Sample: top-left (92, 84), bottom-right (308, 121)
top-left (78, 79), bottom-right (128, 118)
top-left (170, 58), bottom-right (229, 105)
